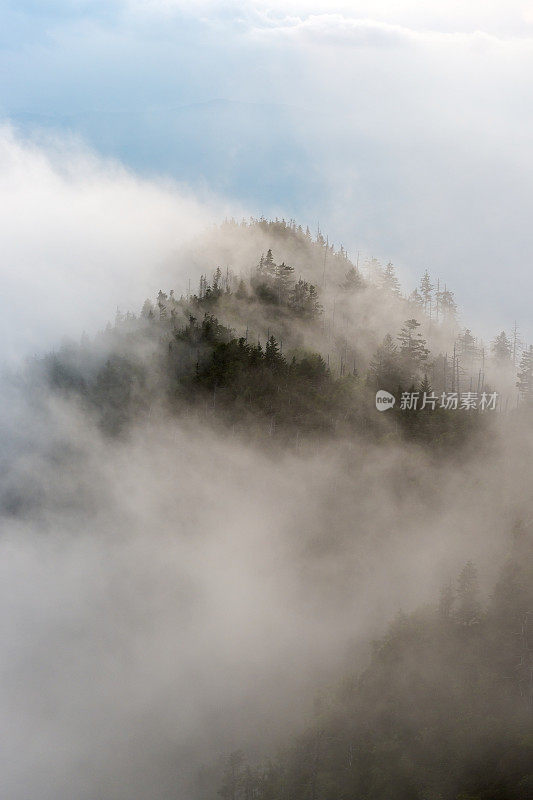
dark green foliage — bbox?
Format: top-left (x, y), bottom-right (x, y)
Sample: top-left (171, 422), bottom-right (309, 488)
top-left (253, 250), bottom-right (297, 306)
top-left (368, 334), bottom-right (402, 391)
top-left (92, 355), bottom-right (147, 434)
top-left (45, 353), bottom-right (87, 394)
top-left (215, 545), bottom-right (533, 800)
top-left (184, 320), bottom-right (362, 438)
top-left (288, 279), bottom-right (322, 318)
top-left (397, 318), bottom-right (430, 377)
top-left (40, 248), bottom-right (490, 449)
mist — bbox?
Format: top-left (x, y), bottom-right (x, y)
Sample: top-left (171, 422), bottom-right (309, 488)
top-left (0, 330), bottom-right (529, 796)
top-left (0, 124), bottom-right (231, 363)
top-left (1, 120), bottom-right (532, 798)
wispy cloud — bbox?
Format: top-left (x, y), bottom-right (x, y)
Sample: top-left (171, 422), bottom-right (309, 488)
top-left (0, 124), bottom-right (233, 362)
top-left (249, 13), bottom-right (533, 50)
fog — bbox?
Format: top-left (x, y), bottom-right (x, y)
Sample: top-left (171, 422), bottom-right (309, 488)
top-left (0, 361), bottom-right (528, 797)
top-left (0, 129), bottom-right (531, 799)
top-left (0, 124), bottom-right (231, 363)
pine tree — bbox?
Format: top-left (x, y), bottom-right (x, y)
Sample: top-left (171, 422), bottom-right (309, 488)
top-left (419, 373), bottom-right (431, 395)
top-left (365, 257), bottom-right (383, 284)
top-left (491, 331), bottom-right (512, 364)
top-left (212, 266), bottom-right (222, 294)
top-left (511, 321), bottom-right (521, 367)
top-left (198, 275), bottom-right (208, 299)
top-left (265, 335), bottom-right (284, 369)
top-left (368, 334), bottom-right (401, 389)
top-left (397, 319), bottom-right (429, 374)
top-left (275, 261), bottom-right (294, 302)
top-left (157, 289), bottom-right (168, 319)
top-left (458, 328), bottom-right (476, 357)
top-left (439, 286), bottom-right (457, 324)
top-left (288, 280), bottom-right (322, 318)
top-left (517, 344), bottom-right (533, 402)
top-left (236, 279), bottom-right (248, 300)
top-left (382, 262), bottom-right (401, 296)
top-left (419, 270), bottom-right (433, 316)
top-left (257, 249), bottom-right (276, 280)
top-left (263, 249), bottom-right (276, 276)
top-left (340, 267), bottom-right (364, 292)
top-left (141, 299), bottom-right (154, 319)
top-left (408, 288), bottom-right (424, 311)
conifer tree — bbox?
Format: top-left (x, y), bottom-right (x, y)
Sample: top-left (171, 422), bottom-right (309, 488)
top-left (288, 280), bottom-right (322, 318)
top-left (458, 328), bottom-right (476, 357)
top-left (157, 289), bottom-right (168, 319)
top-left (236, 279), bottom-right (248, 300)
top-left (275, 261), bottom-right (294, 302)
top-left (419, 270), bottom-right (433, 315)
top-left (517, 344), bottom-right (533, 402)
top-left (212, 266), bottom-right (222, 294)
top-left (491, 331), bottom-right (512, 364)
top-left (439, 286), bottom-right (457, 324)
top-left (265, 336), bottom-right (285, 370)
top-left (263, 249), bottom-right (275, 276)
top-left (141, 299), bottom-right (154, 319)
top-left (368, 334), bottom-right (401, 389)
top-left (340, 267), bottom-right (364, 292)
top-left (365, 257), bottom-right (383, 284)
top-left (397, 319), bottom-right (429, 374)
top-left (382, 262), bottom-right (401, 296)
top-left (408, 288), bottom-right (424, 311)
top-left (419, 373), bottom-right (432, 396)
top-left (257, 250), bottom-right (276, 280)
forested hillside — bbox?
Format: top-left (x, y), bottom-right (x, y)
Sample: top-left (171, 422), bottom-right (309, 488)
top-left (11, 218), bottom-right (533, 800)
top-left (41, 219), bottom-right (530, 447)
top-left (211, 540), bottom-right (533, 800)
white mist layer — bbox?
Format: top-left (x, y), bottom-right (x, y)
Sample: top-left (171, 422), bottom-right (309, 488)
top-left (0, 124), bottom-right (230, 363)
top-left (0, 379), bottom-right (525, 799)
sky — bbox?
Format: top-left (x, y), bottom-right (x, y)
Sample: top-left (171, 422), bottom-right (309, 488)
top-left (2, 0), bottom-right (533, 352)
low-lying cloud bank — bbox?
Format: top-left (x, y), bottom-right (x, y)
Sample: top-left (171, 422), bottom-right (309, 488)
top-left (0, 367), bottom-right (527, 798)
top-left (0, 124), bottom-right (231, 363)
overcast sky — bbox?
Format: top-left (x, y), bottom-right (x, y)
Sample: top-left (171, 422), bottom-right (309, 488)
top-left (2, 0), bottom-right (533, 352)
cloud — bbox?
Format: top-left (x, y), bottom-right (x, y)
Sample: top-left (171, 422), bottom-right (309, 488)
top-left (250, 14), bottom-right (525, 50)
top-left (0, 365), bottom-right (522, 799)
top-left (0, 124), bottom-right (233, 363)
top-left (126, 0), bottom-right (533, 41)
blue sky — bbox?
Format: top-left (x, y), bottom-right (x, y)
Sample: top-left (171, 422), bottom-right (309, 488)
top-left (3, 0), bottom-right (533, 352)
